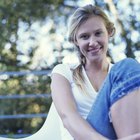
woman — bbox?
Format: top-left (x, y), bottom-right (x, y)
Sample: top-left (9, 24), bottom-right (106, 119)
top-left (51, 4), bottom-right (140, 140)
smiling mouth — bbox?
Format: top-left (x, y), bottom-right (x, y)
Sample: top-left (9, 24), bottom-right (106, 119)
top-left (88, 46), bottom-right (102, 53)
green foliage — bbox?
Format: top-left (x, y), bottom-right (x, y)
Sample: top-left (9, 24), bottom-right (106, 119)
top-left (0, 74), bottom-right (52, 137)
top-left (0, 0), bottom-right (66, 137)
top-left (0, 0), bottom-right (63, 70)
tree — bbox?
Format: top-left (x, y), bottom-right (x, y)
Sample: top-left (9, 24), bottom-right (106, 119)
top-left (0, 0), bottom-right (69, 137)
top-left (95, 0), bottom-right (140, 62)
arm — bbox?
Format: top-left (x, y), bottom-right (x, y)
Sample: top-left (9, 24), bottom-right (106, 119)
top-left (110, 88), bottom-right (140, 138)
top-left (51, 73), bottom-right (107, 140)
top-left (51, 73), bottom-right (140, 140)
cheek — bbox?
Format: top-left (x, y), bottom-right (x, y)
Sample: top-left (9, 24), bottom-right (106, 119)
top-left (77, 41), bottom-right (88, 49)
top-left (78, 45), bottom-right (87, 55)
top-left (100, 36), bottom-right (109, 45)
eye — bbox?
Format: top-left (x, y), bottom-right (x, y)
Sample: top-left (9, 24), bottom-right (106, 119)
top-left (80, 34), bottom-right (89, 40)
top-left (95, 31), bottom-right (103, 36)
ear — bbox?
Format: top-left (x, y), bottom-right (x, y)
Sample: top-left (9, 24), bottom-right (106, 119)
top-left (108, 28), bottom-right (115, 37)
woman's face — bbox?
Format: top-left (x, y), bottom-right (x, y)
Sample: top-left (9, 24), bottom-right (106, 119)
top-left (75, 16), bottom-right (110, 63)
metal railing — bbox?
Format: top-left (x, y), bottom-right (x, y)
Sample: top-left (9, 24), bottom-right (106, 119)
top-left (0, 70), bottom-right (51, 138)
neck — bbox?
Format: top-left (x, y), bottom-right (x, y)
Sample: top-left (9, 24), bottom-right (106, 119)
top-left (84, 58), bottom-right (110, 73)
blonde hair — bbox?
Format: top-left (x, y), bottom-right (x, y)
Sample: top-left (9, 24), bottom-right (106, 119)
top-left (67, 5), bottom-right (115, 94)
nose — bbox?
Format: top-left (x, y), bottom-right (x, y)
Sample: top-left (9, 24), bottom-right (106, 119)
top-left (89, 36), bottom-right (98, 46)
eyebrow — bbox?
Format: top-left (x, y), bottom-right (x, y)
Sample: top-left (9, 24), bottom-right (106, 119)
top-left (77, 28), bottom-right (103, 37)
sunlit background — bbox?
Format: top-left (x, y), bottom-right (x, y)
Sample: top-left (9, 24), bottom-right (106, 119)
top-left (0, 0), bottom-right (140, 138)
top-left (16, 0), bottom-right (140, 69)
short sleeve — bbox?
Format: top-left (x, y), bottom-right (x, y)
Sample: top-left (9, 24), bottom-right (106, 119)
top-left (110, 58), bottom-right (140, 106)
top-left (51, 64), bottom-right (73, 83)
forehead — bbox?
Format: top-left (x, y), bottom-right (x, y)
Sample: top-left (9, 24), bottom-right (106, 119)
top-left (76, 16), bottom-right (106, 35)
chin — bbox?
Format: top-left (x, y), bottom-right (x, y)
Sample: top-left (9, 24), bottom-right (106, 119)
top-left (88, 55), bottom-right (105, 62)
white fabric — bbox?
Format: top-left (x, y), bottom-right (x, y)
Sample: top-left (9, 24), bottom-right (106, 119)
top-left (51, 63), bottom-right (99, 140)
top-left (52, 63), bottom-right (99, 119)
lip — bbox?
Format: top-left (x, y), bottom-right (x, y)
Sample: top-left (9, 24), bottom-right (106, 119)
top-left (88, 47), bottom-right (102, 53)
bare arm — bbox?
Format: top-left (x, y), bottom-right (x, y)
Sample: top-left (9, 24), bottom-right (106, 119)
top-left (110, 88), bottom-right (140, 138)
top-left (51, 73), bottom-right (140, 140)
top-left (51, 73), bottom-right (106, 140)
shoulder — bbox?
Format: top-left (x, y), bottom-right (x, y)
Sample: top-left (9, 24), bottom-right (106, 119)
top-left (52, 63), bottom-right (68, 72)
top-left (52, 63), bottom-right (79, 73)
top-left (51, 63), bottom-right (79, 82)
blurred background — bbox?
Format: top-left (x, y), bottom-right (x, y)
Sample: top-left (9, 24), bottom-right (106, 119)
top-left (0, 0), bottom-right (139, 138)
